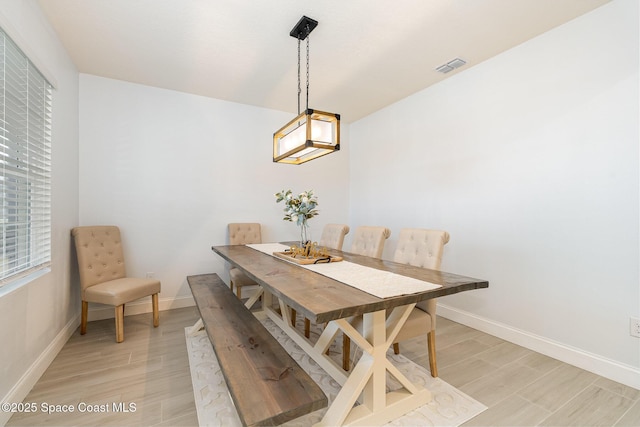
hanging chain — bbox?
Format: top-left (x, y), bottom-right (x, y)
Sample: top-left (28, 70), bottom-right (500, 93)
top-left (305, 25), bottom-right (310, 111)
top-left (297, 37), bottom-right (301, 115)
top-left (295, 25), bottom-right (311, 115)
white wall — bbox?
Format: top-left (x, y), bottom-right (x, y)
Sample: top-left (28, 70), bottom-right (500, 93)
top-left (79, 75), bottom-right (350, 317)
top-left (0, 0), bottom-right (79, 421)
top-left (349, 0), bottom-right (639, 388)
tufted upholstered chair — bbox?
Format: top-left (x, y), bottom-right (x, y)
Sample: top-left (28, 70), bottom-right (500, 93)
top-left (389, 228), bottom-right (450, 377)
top-left (228, 223), bottom-right (262, 299)
top-left (71, 226), bottom-right (160, 343)
top-left (350, 226), bottom-right (391, 258)
top-left (319, 224), bottom-right (350, 251)
top-left (342, 225), bottom-right (391, 370)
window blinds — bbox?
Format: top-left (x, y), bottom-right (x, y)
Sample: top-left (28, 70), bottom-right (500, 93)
top-left (0, 28), bottom-right (52, 284)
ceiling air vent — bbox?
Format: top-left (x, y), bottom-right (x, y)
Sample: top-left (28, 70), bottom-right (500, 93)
top-left (436, 58), bottom-right (467, 74)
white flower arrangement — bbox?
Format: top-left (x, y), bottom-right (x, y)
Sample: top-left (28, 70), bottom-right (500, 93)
top-left (274, 189), bottom-right (319, 226)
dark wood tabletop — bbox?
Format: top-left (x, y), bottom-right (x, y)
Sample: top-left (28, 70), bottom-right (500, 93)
top-left (211, 244), bottom-right (488, 324)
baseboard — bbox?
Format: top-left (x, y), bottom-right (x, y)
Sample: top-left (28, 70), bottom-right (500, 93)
top-left (437, 303), bottom-right (640, 391)
top-left (87, 294), bottom-right (195, 321)
top-left (0, 314), bottom-right (80, 427)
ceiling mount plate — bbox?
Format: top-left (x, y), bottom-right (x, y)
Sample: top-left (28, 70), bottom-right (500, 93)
top-left (290, 16), bottom-right (318, 40)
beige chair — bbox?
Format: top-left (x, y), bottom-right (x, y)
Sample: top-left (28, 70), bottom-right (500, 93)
top-left (319, 223), bottom-right (350, 251)
top-left (349, 225), bottom-right (391, 258)
top-left (71, 226), bottom-right (160, 343)
top-left (228, 223), bottom-right (262, 299)
top-left (299, 224), bottom-right (351, 337)
top-left (342, 225), bottom-right (391, 369)
top-left (390, 228), bottom-right (449, 377)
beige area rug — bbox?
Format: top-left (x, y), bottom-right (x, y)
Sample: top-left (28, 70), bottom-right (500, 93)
top-left (185, 316), bottom-right (486, 426)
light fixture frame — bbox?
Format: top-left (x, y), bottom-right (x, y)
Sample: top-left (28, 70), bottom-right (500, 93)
top-left (273, 16), bottom-right (341, 165)
top-left (273, 108), bottom-right (340, 165)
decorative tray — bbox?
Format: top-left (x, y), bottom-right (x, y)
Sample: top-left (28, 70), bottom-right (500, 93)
top-left (273, 251), bottom-right (343, 265)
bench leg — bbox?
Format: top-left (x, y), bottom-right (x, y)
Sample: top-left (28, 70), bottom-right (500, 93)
top-left (188, 318), bottom-right (204, 336)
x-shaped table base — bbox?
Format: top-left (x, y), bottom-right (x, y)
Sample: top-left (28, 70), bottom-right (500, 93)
top-left (261, 291), bottom-right (432, 426)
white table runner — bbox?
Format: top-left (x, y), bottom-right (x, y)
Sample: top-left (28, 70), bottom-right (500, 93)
top-left (247, 243), bottom-right (441, 299)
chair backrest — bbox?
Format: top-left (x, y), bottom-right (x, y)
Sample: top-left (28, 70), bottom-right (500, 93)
top-left (394, 228), bottom-right (449, 320)
top-left (71, 226), bottom-right (127, 292)
top-left (228, 223), bottom-right (262, 245)
top-left (350, 226), bottom-right (391, 259)
top-left (393, 228), bottom-right (450, 270)
top-left (319, 224), bottom-right (350, 250)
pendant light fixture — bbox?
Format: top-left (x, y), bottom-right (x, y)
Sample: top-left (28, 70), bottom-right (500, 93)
top-left (273, 16), bottom-right (340, 165)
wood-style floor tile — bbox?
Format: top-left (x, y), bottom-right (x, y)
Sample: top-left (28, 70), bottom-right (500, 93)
top-left (438, 356), bottom-right (499, 389)
top-left (475, 341), bottom-right (533, 367)
top-left (460, 361), bottom-right (541, 407)
top-left (615, 398), bottom-right (640, 426)
top-left (6, 307), bottom-right (201, 427)
top-left (461, 394), bottom-right (551, 426)
top-left (517, 364), bottom-right (599, 412)
top-left (539, 384), bottom-right (634, 426)
top-left (6, 307), bottom-right (639, 427)
top-left (436, 339), bottom-right (492, 369)
top-left (515, 351), bottom-right (564, 374)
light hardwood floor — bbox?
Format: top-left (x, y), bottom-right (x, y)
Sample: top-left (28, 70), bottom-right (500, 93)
top-left (7, 306), bottom-right (640, 426)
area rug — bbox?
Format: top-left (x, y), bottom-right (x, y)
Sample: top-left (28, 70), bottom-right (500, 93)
top-left (185, 316), bottom-right (486, 426)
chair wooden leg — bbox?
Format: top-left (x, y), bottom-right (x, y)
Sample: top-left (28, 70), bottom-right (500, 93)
top-left (237, 286), bottom-right (242, 299)
top-left (393, 343), bottom-right (400, 354)
top-left (291, 309), bottom-right (297, 327)
top-left (324, 322), bottom-right (330, 355)
top-left (115, 305), bottom-right (125, 343)
top-left (427, 331), bottom-right (438, 377)
top-left (81, 301), bottom-right (88, 335)
top-left (230, 280), bottom-right (234, 294)
top-left (342, 335), bottom-right (351, 371)
top-left (304, 318), bottom-right (310, 338)
top-left (152, 293), bottom-right (159, 327)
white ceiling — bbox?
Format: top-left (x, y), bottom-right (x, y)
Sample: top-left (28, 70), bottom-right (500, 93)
top-left (38, 0), bottom-right (611, 123)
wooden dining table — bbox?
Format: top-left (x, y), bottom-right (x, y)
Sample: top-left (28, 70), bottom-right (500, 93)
top-left (211, 243), bottom-right (488, 427)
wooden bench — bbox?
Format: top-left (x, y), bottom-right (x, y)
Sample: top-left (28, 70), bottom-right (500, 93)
top-left (187, 273), bottom-right (327, 427)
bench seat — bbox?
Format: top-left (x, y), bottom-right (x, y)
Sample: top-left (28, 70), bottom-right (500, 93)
top-left (187, 273), bottom-right (327, 426)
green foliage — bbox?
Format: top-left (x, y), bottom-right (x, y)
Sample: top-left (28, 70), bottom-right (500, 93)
top-left (274, 189), bottom-right (319, 226)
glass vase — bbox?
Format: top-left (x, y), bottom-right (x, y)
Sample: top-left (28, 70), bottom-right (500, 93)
top-left (300, 221), bottom-right (310, 247)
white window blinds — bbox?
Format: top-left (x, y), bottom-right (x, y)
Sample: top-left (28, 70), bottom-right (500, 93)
top-left (0, 28), bottom-right (52, 285)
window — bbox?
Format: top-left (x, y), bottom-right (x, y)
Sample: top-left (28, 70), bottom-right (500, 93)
top-left (0, 28), bottom-right (52, 285)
